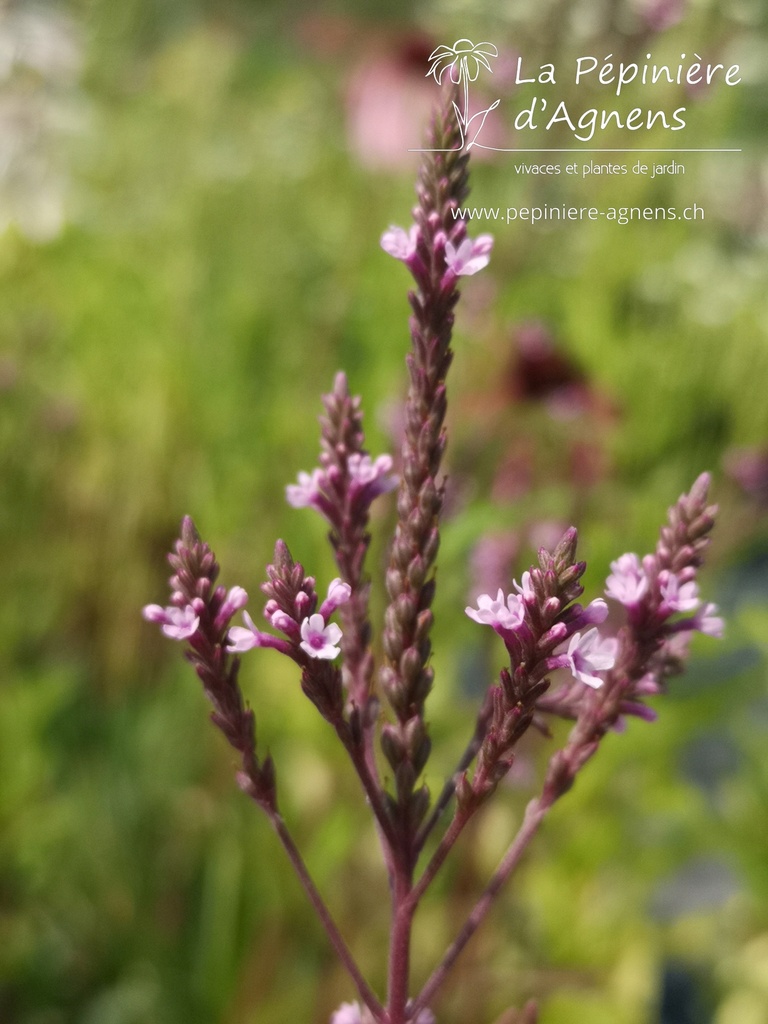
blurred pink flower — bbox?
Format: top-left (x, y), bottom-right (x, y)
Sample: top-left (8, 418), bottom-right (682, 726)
top-left (444, 234), bottom-right (494, 276)
top-left (381, 225), bottom-right (419, 261)
top-left (605, 552), bottom-right (649, 606)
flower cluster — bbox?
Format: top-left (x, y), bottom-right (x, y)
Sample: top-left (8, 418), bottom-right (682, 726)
top-left (143, 517), bottom-right (277, 811)
top-left (466, 571), bottom-right (616, 689)
top-left (228, 576), bottom-right (351, 661)
top-left (287, 453), bottom-right (397, 519)
top-left (606, 551), bottom-right (723, 637)
top-left (142, 90), bottom-right (723, 1024)
top-left (143, 584), bottom-right (249, 642)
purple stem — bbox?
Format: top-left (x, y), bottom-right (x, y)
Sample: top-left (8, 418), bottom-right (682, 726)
top-left (387, 868), bottom-right (415, 1024)
top-left (409, 797), bottom-right (547, 1018)
top-left (268, 811), bottom-right (385, 1022)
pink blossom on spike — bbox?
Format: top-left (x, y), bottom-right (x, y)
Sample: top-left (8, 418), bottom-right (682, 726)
top-left (605, 553), bottom-right (648, 606)
top-left (466, 588), bottom-right (525, 632)
top-left (692, 602), bottom-right (724, 638)
top-left (300, 614), bottom-right (343, 659)
top-left (513, 570), bottom-right (535, 600)
top-left (347, 452), bottom-right (398, 501)
top-left (286, 468), bottom-right (325, 509)
top-left (142, 603), bottom-right (200, 641)
top-left (227, 610), bottom-right (265, 651)
top-left (660, 572), bottom-right (700, 613)
top-left (444, 233), bottom-right (493, 276)
top-left (227, 611), bottom-right (293, 655)
top-left (217, 585), bottom-right (249, 623)
top-left (563, 627), bottom-right (618, 688)
top-left (380, 224), bottom-right (419, 261)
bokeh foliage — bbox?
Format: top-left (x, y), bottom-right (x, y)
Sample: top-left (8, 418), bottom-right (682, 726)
top-left (1, 0), bottom-right (766, 1022)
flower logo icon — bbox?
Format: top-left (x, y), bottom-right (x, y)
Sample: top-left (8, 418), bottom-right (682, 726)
top-left (426, 39), bottom-right (498, 87)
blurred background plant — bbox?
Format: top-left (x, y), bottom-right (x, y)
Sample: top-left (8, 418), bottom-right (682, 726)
top-left (1, 0), bottom-right (766, 1022)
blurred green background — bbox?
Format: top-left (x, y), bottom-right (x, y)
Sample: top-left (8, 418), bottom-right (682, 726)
top-left (1, 0), bottom-right (767, 1022)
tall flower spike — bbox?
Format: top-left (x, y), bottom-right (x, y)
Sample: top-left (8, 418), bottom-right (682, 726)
top-left (320, 373), bottom-right (392, 711)
top-left (542, 474), bottom-right (720, 805)
top-left (143, 517), bottom-right (276, 812)
top-left (380, 90), bottom-right (485, 836)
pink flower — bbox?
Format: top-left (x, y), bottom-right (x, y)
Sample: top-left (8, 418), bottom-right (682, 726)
top-left (227, 611), bottom-right (294, 655)
top-left (143, 603), bottom-right (200, 641)
top-left (227, 610), bottom-right (266, 652)
top-left (300, 613), bottom-right (343, 659)
top-left (605, 552), bottom-right (648, 606)
top-left (380, 224), bottom-right (419, 261)
top-left (444, 233), bottom-right (493, 276)
top-left (466, 588), bottom-right (525, 633)
top-left (562, 627), bottom-right (618, 688)
top-left (513, 570), bottom-right (535, 600)
top-left (286, 468), bottom-right (326, 509)
top-left (287, 453), bottom-right (396, 517)
top-left (659, 572), bottom-right (700, 613)
top-left (692, 602), bottom-right (724, 638)
top-left (348, 452), bottom-right (398, 502)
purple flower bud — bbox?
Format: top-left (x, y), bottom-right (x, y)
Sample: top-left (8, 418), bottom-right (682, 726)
top-left (295, 591), bottom-right (312, 618)
top-left (619, 700), bottom-right (659, 723)
top-left (215, 585), bottom-right (249, 627)
top-left (633, 673), bottom-right (662, 696)
top-left (270, 610), bottom-right (299, 637)
top-left (319, 577), bottom-right (352, 619)
top-left (582, 598), bottom-right (609, 623)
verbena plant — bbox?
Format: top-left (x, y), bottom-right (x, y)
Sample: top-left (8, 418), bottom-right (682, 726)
top-left (144, 91), bottom-right (722, 1024)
